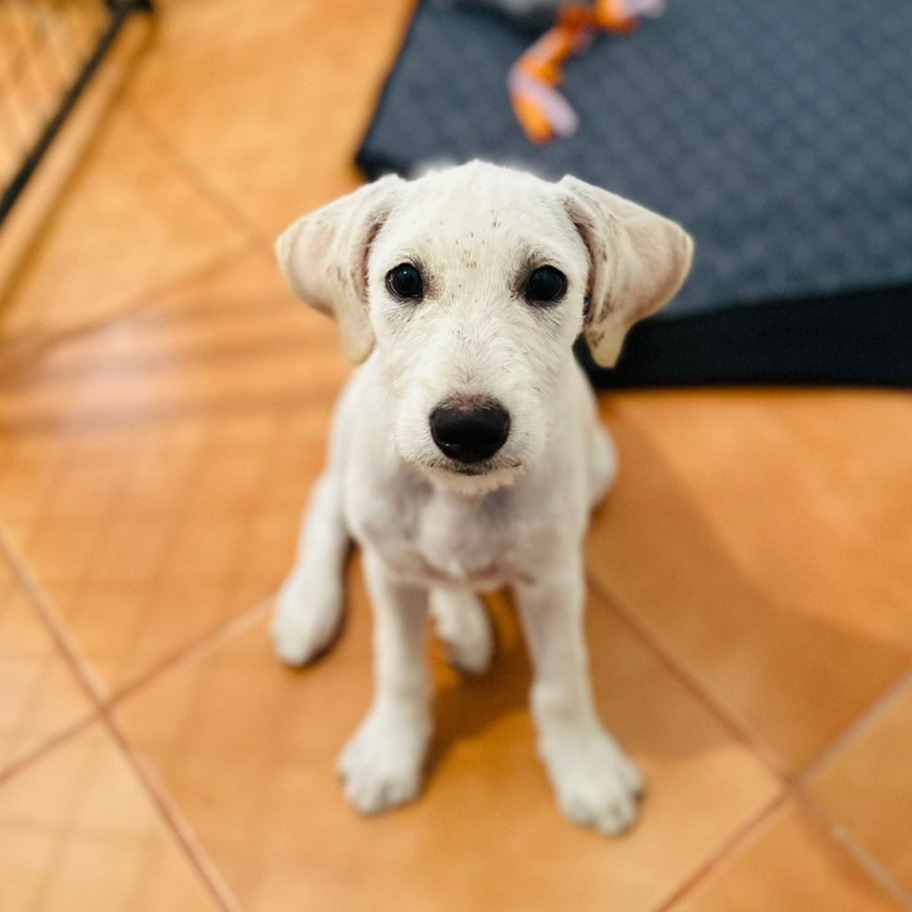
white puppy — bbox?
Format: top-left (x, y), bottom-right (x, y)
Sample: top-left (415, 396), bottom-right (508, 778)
top-left (272, 161), bottom-right (692, 835)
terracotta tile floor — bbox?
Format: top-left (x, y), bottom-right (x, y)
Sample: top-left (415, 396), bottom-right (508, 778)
top-left (1, 1), bottom-right (911, 909)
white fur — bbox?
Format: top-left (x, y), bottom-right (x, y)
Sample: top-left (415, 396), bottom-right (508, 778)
top-left (271, 162), bottom-right (692, 834)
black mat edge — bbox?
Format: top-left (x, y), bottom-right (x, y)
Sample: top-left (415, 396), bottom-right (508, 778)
top-left (580, 283), bottom-right (912, 389)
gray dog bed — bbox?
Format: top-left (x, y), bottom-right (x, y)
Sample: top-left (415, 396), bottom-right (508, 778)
top-left (356, 0), bottom-right (912, 386)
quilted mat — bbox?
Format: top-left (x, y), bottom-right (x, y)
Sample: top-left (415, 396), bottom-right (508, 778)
top-left (357, 0), bottom-right (912, 386)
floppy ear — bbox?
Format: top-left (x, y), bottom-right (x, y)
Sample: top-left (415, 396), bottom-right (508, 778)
top-left (560, 175), bottom-right (694, 367)
top-left (275, 174), bottom-right (404, 363)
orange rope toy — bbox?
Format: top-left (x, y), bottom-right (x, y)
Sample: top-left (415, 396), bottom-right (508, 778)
top-left (508, 0), bottom-right (665, 143)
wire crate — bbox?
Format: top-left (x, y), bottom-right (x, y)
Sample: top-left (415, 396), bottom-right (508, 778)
top-left (0, 0), bottom-right (152, 226)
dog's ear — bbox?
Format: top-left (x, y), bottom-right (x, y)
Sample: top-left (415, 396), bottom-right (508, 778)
top-left (275, 174), bottom-right (404, 363)
top-left (559, 175), bottom-right (694, 367)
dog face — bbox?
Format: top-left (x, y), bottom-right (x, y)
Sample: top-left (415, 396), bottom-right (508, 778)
top-left (277, 162), bottom-right (692, 494)
top-left (367, 167), bottom-right (591, 494)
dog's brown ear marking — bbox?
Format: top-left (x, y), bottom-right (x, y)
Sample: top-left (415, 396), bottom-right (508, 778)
top-left (560, 175), bottom-right (694, 368)
top-left (276, 174), bottom-right (405, 364)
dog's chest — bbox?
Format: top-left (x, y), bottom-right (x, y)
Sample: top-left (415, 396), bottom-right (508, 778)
top-left (358, 484), bottom-right (533, 589)
top-left (417, 493), bottom-right (512, 585)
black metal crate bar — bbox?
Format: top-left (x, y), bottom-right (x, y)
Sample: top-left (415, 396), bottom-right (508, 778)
top-left (0, 0), bottom-right (151, 226)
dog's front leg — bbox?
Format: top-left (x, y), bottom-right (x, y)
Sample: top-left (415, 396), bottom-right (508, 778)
top-left (515, 559), bottom-right (643, 835)
top-left (338, 550), bottom-right (431, 814)
top-left (271, 474), bottom-right (349, 666)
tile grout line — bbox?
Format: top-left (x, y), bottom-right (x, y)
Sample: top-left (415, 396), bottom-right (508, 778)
top-left (0, 515), bottom-right (104, 785)
top-left (0, 238), bottom-right (260, 371)
top-left (126, 105), bottom-right (272, 250)
top-left (105, 597), bottom-right (273, 713)
top-left (652, 792), bottom-right (789, 912)
top-left (0, 710), bottom-right (98, 789)
top-left (0, 523), bottom-right (108, 703)
top-left (586, 571), bottom-right (788, 778)
top-left (798, 665), bottom-right (912, 786)
top-left (99, 707), bottom-right (244, 912)
top-left (2, 301), bottom-right (308, 386)
top-left (20, 716), bottom-right (110, 912)
top-left (64, 361), bottom-right (282, 697)
top-left (91, 401), bottom-right (285, 697)
top-left (797, 790), bottom-right (912, 912)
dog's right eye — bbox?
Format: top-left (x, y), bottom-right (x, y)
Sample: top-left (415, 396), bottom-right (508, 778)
top-left (524, 265), bottom-right (567, 305)
top-left (385, 264), bottom-right (424, 300)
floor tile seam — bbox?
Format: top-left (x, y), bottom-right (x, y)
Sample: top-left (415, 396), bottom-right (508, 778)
top-left (796, 788), bottom-right (912, 911)
top-left (652, 791), bottom-right (789, 912)
top-left (0, 598), bottom-right (271, 787)
top-left (102, 597), bottom-right (272, 714)
top-left (0, 238), bottom-right (258, 378)
top-left (17, 742), bottom-right (99, 911)
top-left (8, 400), bottom-right (264, 682)
top-left (0, 424), bottom-right (184, 695)
top-left (0, 709), bottom-right (99, 789)
top-left (117, 392), bottom-right (288, 554)
top-left (126, 105), bottom-right (273, 249)
top-left (0, 631), bottom-right (103, 780)
top-left (98, 705), bottom-right (244, 912)
top-left (588, 570), bottom-right (912, 789)
top-left (798, 665), bottom-right (912, 786)
top-left (81, 417), bottom-right (272, 655)
top-left (15, 531), bottom-right (274, 716)
top-left (585, 570), bottom-right (788, 778)
top-left (0, 523), bottom-right (108, 703)
top-left (6, 390), bottom-right (153, 597)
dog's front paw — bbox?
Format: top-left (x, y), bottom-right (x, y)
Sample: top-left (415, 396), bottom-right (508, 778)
top-left (270, 569), bottom-right (343, 667)
top-left (337, 706), bottom-right (431, 815)
top-left (542, 729), bottom-right (644, 836)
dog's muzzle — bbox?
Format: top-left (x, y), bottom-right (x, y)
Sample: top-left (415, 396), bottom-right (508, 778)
top-left (429, 398), bottom-right (510, 466)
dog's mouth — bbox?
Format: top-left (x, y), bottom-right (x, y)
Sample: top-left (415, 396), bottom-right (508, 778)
top-left (412, 455), bottom-right (525, 493)
top-left (425, 457), bottom-right (522, 476)
top-left (450, 462), bottom-right (513, 477)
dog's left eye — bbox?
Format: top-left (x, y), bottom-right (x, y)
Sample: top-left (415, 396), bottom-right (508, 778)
top-left (386, 263), bottom-right (424, 300)
top-left (524, 266), bottom-right (567, 305)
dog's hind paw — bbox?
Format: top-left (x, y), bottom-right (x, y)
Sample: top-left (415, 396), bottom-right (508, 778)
top-left (338, 706), bottom-right (430, 814)
top-left (544, 729), bottom-right (644, 836)
top-left (271, 570), bottom-right (343, 667)
top-left (430, 589), bottom-right (494, 675)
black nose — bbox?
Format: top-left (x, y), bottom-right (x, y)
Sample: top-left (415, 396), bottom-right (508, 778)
top-left (430, 399), bottom-right (511, 464)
